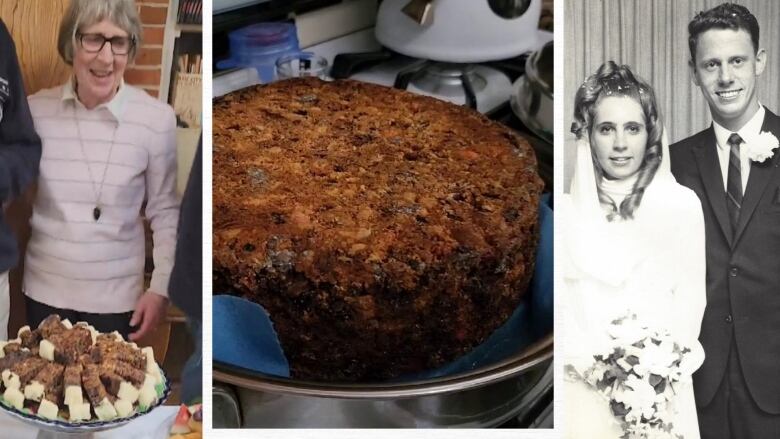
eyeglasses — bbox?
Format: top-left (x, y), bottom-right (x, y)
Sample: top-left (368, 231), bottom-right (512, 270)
top-left (77, 32), bottom-right (135, 55)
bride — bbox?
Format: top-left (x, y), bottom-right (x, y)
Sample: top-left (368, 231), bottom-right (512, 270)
top-left (562, 62), bottom-right (706, 438)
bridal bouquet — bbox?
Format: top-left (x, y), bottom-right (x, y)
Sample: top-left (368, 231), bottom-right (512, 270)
top-left (570, 314), bottom-right (692, 439)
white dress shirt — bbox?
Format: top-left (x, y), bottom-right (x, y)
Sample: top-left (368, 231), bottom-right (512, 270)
top-left (712, 105), bottom-right (765, 192)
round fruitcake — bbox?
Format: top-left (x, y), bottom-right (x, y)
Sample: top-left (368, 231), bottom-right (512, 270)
top-left (213, 78), bottom-right (543, 382)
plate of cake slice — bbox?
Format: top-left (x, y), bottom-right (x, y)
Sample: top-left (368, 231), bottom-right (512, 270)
top-left (0, 315), bottom-right (170, 432)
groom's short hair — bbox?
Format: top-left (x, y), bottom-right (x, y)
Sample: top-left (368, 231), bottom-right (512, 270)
top-left (688, 3), bottom-right (759, 60)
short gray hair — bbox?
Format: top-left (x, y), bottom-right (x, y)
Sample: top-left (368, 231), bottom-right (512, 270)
top-left (58, 0), bottom-right (143, 65)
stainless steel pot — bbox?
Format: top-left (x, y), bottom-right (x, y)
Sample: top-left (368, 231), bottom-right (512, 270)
top-left (213, 333), bottom-right (553, 428)
top-left (511, 41), bottom-right (553, 143)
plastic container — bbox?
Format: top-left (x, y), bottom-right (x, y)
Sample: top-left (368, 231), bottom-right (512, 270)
top-left (216, 22), bottom-right (300, 83)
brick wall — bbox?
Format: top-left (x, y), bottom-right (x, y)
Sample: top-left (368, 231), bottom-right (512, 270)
top-left (128, 0), bottom-right (170, 98)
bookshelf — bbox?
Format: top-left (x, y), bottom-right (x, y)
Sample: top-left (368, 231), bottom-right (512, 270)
top-left (160, 0), bottom-right (202, 195)
top-left (161, 0), bottom-right (202, 107)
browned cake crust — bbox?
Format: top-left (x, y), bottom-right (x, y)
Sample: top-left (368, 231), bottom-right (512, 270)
top-left (64, 364), bottom-right (83, 388)
top-left (92, 335), bottom-right (146, 370)
top-left (50, 327), bottom-right (92, 365)
top-left (20, 329), bottom-right (41, 349)
top-left (213, 78), bottom-right (543, 381)
top-left (81, 364), bottom-right (108, 406)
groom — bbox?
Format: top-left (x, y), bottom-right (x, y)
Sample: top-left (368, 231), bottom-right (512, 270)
top-left (670, 3), bottom-right (780, 438)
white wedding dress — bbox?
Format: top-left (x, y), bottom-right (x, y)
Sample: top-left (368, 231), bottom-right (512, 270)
top-left (561, 136), bottom-right (706, 439)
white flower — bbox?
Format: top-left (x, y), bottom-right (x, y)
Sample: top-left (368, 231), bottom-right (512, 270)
top-left (637, 340), bottom-right (679, 376)
top-left (624, 407), bottom-right (641, 423)
top-left (617, 357), bottom-right (634, 372)
top-left (616, 375), bottom-right (657, 417)
top-left (608, 315), bottom-right (648, 347)
top-left (584, 362), bottom-right (609, 387)
top-left (744, 131), bottom-right (779, 163)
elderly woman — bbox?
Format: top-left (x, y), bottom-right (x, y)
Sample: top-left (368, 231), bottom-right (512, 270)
top-left (25, 0), bottom-right (179, 341)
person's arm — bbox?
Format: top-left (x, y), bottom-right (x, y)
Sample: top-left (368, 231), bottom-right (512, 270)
top-left (0, 20), bottom-right (41, 203)
top-left (168, 140), bottom-right (202, 321)
top-left (129, 107), bottom-right (179, 341)
top-left (672, 193), bottom-right (707, 376)
top-left (676, 197), bottom-right (707, 344)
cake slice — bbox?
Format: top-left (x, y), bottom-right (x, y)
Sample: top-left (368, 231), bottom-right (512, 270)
top-left (82, 364), bottom-right (117, 420)
top-left (38, 315), bottom-right (66, 339)
top-left (100, 360), bottom-right (145, 386)
top-left (63, 364), bottom-right (84, 406)
top-left (101, 367), bottom-right (141, 404)
top-left (92, 336), bottom-right (146, 370)
top-left (99, 370), bottom-right (124, 396)
top-left (47, 327), bottom-right (93, 365)
top-left (0, 351), bottom-right (32, 389)
top-left (3, 340), bottom-right (22, 356)
top-left (0, 350), bottom-right (32, 373)
top-left (5, 356), bottom-right (47, 389)
top-left (24, 362), bottom-right (64, 401)
top-left (18, 326), bottom-right (42, 350)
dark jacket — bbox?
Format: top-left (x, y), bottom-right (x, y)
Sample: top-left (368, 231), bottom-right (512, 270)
top-left (168, 140), bottom-right (201, 320)
top-left (0, 19), bottom-right (42, 272)
top-left (670, 107), bottom-right (780, 414)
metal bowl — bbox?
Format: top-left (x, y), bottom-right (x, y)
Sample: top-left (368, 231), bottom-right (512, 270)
top-left (213, 333), bottom-right (552, 428)
top-left (511, 41), bottom-right (553, 143)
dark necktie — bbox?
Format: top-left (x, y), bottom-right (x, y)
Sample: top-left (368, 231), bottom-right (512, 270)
top-left (726, 133), bottom-right (743, 235)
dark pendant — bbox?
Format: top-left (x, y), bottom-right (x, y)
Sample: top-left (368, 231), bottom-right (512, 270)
top-left (93, 206), bottom-right (101, 221)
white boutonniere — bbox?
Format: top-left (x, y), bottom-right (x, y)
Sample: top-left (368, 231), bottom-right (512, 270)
top-left (744, 131), bottom-right (779, 163)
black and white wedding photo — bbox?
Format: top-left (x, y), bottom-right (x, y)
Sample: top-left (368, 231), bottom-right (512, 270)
top-left (562, 1), bottom-right (780, 438)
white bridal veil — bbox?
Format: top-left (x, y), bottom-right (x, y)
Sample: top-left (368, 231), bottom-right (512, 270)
top-left (563, 128), bottom-right (673, 287)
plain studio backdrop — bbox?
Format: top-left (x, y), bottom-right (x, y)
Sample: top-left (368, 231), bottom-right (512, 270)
top-left (562, 0), bottom-right (780, 192)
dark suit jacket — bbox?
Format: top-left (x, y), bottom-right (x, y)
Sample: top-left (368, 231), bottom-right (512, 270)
top-left (670, 107), bottom-right (780, 414)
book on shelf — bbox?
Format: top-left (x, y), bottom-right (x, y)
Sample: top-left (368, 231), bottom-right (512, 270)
top-left (177, 0), bottom-right (202, 25)
top-left (172, 53), bottom-right (202, 128)
top-left (177, 53), bottom-right (202, 75)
